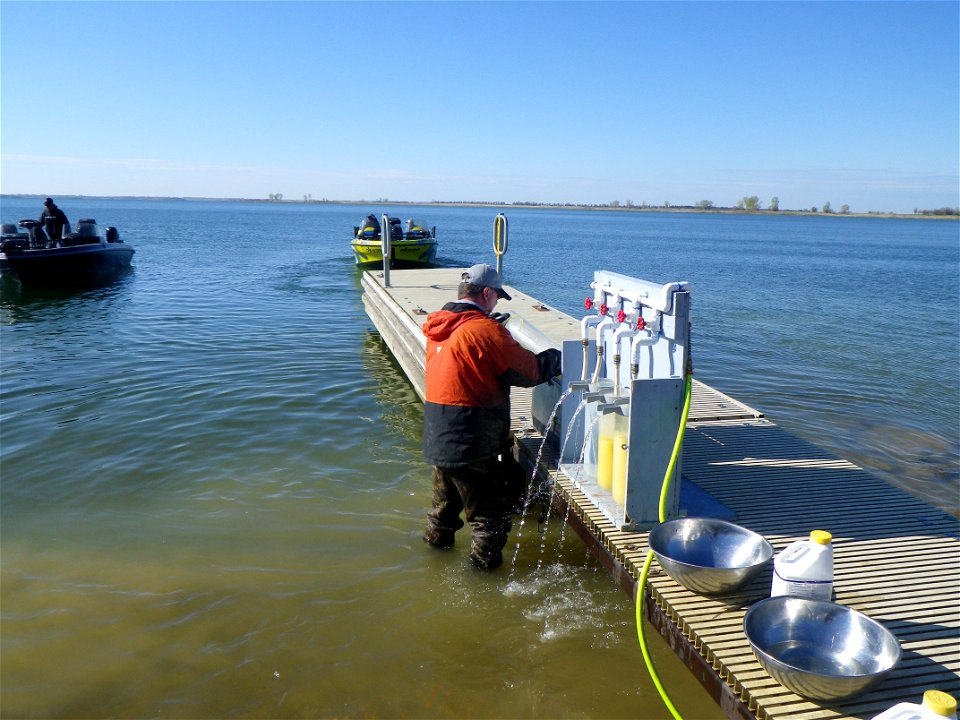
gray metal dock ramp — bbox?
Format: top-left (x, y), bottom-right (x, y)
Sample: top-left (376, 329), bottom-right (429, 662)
top-left (362, 268), bottom-right (960, 720)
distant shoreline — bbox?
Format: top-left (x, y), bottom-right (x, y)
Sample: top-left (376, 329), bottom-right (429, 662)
top-left (2, 194), bottom-right (956, 220)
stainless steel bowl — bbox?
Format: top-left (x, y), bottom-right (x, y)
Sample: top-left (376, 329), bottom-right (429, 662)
top-left (744, 596), bottom-right (902, 701)
top-left (648, 517), bottom-right (774, 595)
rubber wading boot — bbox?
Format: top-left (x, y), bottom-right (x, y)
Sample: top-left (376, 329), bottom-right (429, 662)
top-left (423, 528), bottom-right (455, 549)
top-left (470, 553), bottom-right (503, 570)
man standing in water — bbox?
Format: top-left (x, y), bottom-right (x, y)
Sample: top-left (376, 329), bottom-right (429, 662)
top-left (421, 264), bottom-right (562, 569)
top-left (39, 198), bottom-right (69, 242)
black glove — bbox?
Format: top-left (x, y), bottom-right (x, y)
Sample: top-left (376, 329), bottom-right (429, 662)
top-left (489, 312), bottom-right (511, 324)
top-left (536, 348), bottom-right (562, 382)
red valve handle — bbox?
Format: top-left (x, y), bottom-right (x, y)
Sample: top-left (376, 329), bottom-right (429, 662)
top-left (637, 317), bottom-right (646, 330)
top-left (585, 297), bottom-right (593, 310)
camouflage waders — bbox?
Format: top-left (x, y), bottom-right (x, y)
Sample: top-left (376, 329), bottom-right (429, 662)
top-left (423, 454), bottom-right (527, 570)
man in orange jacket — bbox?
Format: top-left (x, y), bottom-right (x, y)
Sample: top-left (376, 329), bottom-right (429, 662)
top-left (422, 264), bottom-right (562, 569)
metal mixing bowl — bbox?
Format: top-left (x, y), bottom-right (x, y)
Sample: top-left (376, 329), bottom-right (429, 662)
top-left (648, 517), bottom-right (774, 595)
top-left (744, 596), bottom-right (902, 701)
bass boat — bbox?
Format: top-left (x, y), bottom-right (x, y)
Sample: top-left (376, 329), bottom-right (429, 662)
top-left (1, 218), bottom-right (134, 286)
top-left (351, 215), bottom-right (437, 268)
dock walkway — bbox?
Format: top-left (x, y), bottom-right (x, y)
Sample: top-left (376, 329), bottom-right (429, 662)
top-left (361, 268), bottom-right (960, 720)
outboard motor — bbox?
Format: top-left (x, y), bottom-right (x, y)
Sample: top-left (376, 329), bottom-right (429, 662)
top-left (105, 226), bottom-right (120, 243)
top-left (403, 219), bottom-right (433, 240)
top-left (388, 217), bottom-right (403, 241)
top-left (357, 214), bottom-right (381, 240)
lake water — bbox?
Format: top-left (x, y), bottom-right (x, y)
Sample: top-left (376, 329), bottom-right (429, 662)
top-left (1, 196), bottom-right (957, 718)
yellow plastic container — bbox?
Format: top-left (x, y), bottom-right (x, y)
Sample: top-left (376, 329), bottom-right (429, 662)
top-left (597, 434), bottom-right (614, 490)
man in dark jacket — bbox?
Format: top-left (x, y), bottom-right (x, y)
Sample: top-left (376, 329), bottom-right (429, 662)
top-left (422, 263), bottom-right (562, 569)
top-left (39, 198), bottom-right (69, 241)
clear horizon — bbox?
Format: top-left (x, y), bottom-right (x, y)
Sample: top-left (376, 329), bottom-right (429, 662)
top-left (2, 1), bottom-right (958, 215)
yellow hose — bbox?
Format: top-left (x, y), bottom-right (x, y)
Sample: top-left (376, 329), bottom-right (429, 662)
top-left (636, 373), bottom-right (693, 720)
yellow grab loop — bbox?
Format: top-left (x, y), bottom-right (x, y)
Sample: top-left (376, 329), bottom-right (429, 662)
top-left (493, 213), bottom-right (508, 256)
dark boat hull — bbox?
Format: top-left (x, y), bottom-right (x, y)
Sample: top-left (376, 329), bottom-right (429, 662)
top-left (0, 243), bottom-right (135, 286)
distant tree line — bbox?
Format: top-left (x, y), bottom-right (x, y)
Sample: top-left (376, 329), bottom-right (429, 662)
top-left (914, 207), bottom-right (959, 216)
top-left (262, 193), bottom-right (957, 216)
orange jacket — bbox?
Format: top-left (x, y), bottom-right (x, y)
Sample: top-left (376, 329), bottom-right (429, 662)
top-left (422, 303), bottom-right (545, 467)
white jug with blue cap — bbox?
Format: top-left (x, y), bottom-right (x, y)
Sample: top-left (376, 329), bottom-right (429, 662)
top-left (770, 530), bottom-right (833, 600)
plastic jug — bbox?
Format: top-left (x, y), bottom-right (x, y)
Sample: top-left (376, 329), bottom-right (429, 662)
top-left (770, 530), bottom-right (833, 600)
top-left (870, 691), bottom-right (958, 720)
top-left (596, 420), bottom-right (615, 491)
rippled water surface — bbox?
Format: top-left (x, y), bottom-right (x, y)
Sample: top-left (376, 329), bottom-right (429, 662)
top-left (1, 197), bottom-right (957, 718)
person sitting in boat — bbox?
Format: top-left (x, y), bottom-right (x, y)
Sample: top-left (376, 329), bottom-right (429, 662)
top-left (404, 219), bottom-right (432, 240)
top-left (39, 198), bottom-right (69, 242)
top-left (357, 214), bottom-right (380, 240)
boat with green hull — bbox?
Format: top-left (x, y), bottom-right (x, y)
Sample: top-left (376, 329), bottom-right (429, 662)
top-left (351, 214), bottom-right (437, 268)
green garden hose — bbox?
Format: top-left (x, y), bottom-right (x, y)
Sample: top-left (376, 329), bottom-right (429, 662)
top-left (636, 372), bottom-right (693, 720)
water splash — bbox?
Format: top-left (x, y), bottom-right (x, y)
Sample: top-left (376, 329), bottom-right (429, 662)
top-left (510, 386), bottom-right (573, 570)
top-left (503, 562), bottom-right (610, 643)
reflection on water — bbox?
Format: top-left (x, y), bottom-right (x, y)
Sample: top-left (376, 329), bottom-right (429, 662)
top-left (1, 197), bottom-right (955, 718)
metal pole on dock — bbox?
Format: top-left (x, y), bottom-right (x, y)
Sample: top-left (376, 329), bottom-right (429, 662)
top-left (381, 213), bottom-right (391, 287)
top-left (493, 213), bottom-right (508, 276)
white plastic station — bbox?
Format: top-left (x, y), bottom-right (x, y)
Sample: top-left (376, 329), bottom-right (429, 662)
top-left (522, 270), bottom-right (692, 530)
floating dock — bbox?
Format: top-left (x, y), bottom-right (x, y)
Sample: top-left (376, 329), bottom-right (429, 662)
top-left (362, 268), bottom-right (960, 720)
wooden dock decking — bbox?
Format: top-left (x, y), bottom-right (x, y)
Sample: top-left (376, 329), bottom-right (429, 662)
top-left (361, 268), bottom-right (960, 720)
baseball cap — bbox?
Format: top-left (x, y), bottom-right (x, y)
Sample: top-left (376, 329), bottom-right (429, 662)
top-left (461, 263), bottom-right (511, 300)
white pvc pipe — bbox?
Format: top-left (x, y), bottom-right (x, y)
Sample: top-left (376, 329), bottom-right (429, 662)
top-left (629, 313), bottom-right (662, 377)
top-left (580, 313), bottom-right (603, 341)
top-left (611, 320), bottom-right (638, 396)
top-left (590, 315), bottom-right (615, 383)
top-left (591, 281), bottom-right (690, 314)
top-left (579, 314), bottom-right (602, 381)
top-left (612, 308), bottom-right (642, 352)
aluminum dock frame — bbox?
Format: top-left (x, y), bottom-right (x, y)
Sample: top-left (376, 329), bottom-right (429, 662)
top-left (361, 268), bottom-right (960, 720)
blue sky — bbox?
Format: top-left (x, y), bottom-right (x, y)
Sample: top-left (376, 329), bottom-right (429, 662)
top-left (2, 1), bottom-right (957, 213)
